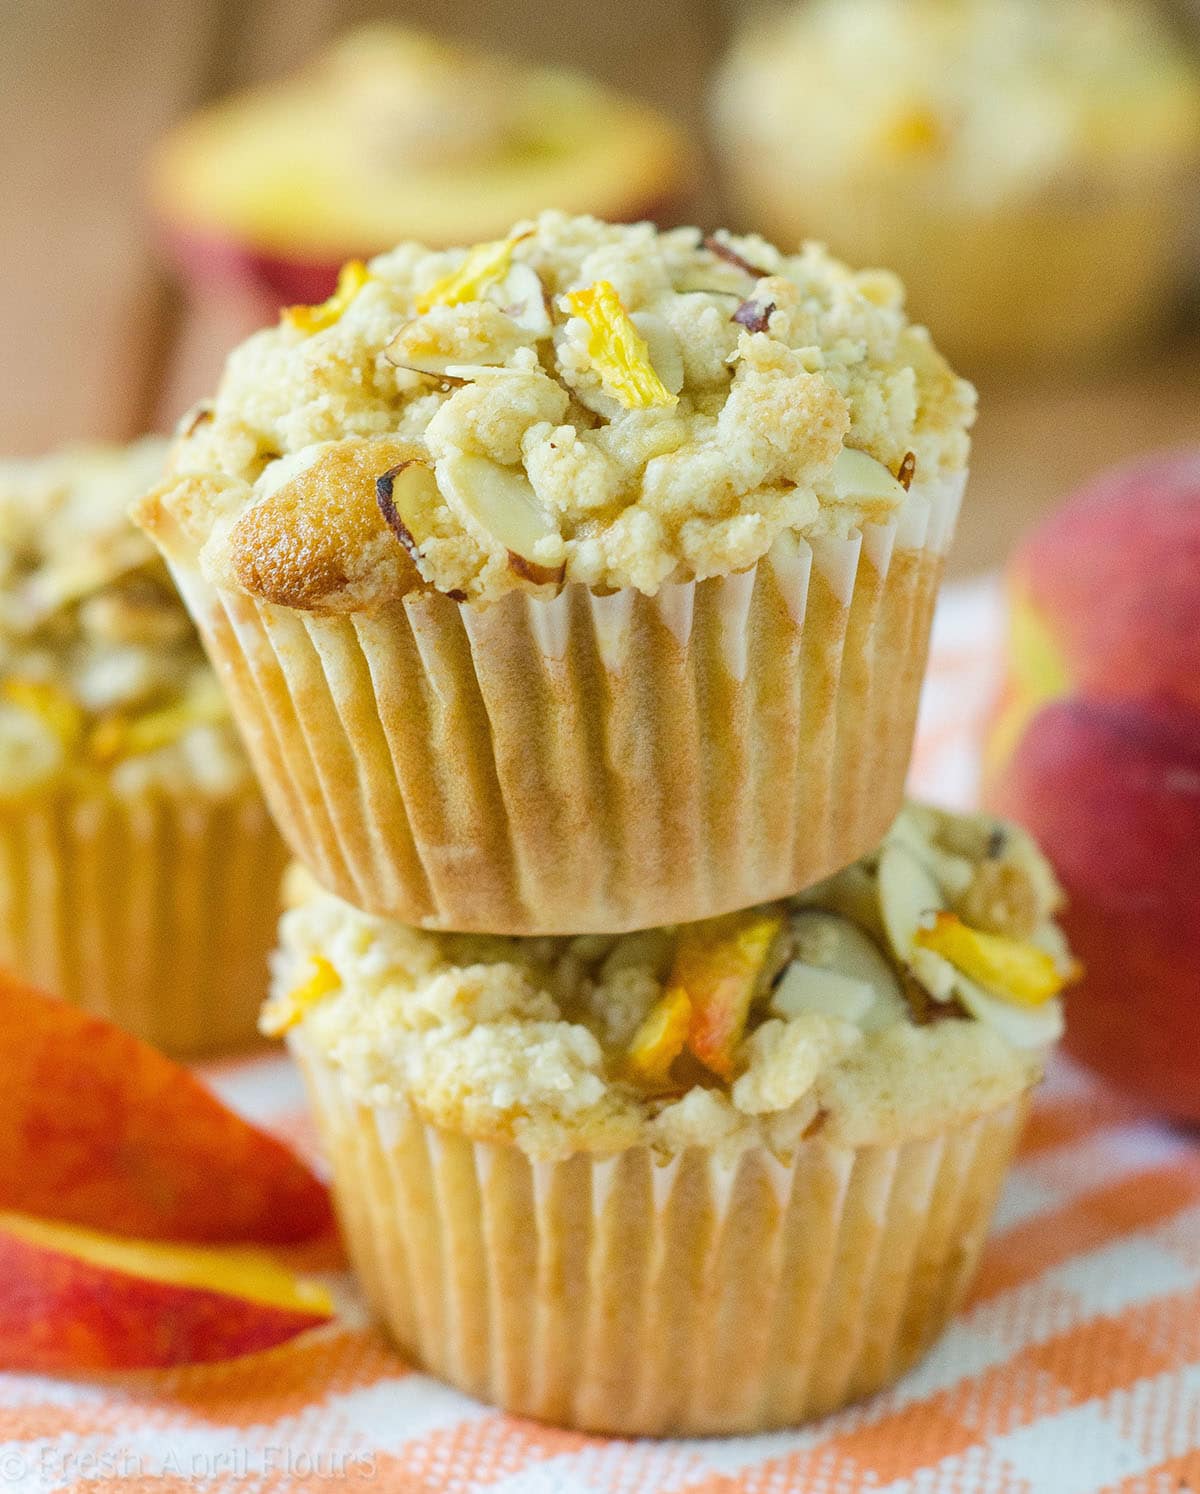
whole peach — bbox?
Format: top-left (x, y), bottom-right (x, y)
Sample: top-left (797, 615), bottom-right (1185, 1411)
top-left (984, 452), bottom-right (1200, 1121)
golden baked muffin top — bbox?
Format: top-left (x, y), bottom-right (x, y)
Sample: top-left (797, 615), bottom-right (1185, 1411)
top-left (0, 440), bottom-right (250, 800)
top-left (268, 803), bottom-right (1074, 1159)
top-left (138, 213), bottom-right (975, 609)
top-left (150, 25), bottom-right (694, 259)
top-left (714, 0), bottom-right (1200, 201)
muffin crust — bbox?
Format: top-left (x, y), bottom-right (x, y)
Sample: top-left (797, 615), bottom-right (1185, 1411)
top-left (270, 804), bottom-right (1071, 1158)
top-left (138, 213), bottom-right (975, 610)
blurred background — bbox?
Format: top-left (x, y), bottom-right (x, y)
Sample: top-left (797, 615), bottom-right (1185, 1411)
top-left (2, 0), bottom-right (1198, 577)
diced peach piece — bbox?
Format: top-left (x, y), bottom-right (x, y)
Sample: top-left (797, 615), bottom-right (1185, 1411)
top-left (260, 955), bottom-right (342, 1037)
top-left (0, 1211), bottom-right (332, 1373)
top-left (914, 912), bottom-right (1069, 1007)
top-left (565, 280), bottom-right (678, 409)
top-left (673, 910), bottom-right (785, 1079)
top-left (0, 970), bottom-right (333, 1244)
top-left (626, 988), bottom-right (691, 1084)
top-left (283, 259), bottom-right (370, 334)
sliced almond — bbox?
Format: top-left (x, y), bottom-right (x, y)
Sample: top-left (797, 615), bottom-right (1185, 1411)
top-left (630, 312), bottom-right (685, 396)
top-left (877, 839), bottom-right (946, 968)
top-left (950, 971), bottom-right (1065, 1050)
top-left (375, 459), bottom-right (441, 566)
top-left (703, 235), bottom-right (771, 279)
top-left (772, 963), bottom-right (875, 1025)
top-left (671, 268), bottom-right (743, 299)
top-left (437, 453), bottom-right (564, 586)
top-left (488, 262), bottom-right (552, 338)
top-left (385, 319), bottom-right (513, 379)
top-left (828, 446), bottom-right (909, 509)
top-left (780, 909), bottom-right (906, 1030)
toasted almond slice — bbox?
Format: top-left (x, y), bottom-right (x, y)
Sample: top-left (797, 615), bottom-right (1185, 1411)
top-left (375, 459), bottom-right (441, 567)
top-left (630, 312), bottom-right (685, 396)
top-left (771, 963), bottom-right (875, 1025)
top-left (384, 319), bottom-right (517, 378)
top-left (877, 839), bottom-right (946, 967)
top-left (488, 262), bottom-right (552, 338)
top-left (829, 446), bottom-right (909, 508)
top-left (782, 909), bottom-right (907, 1030)
top-left (950, 971), bottom-right (1065, 1050)
top-left (438, 453), bottom-right (564, 585)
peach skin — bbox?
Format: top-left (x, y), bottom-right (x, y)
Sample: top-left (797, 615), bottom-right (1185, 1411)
top-left (0, 969), bottom-right (334, 1244)
top-left (984, 451), bottom-right (1200, 1121)
top-left (0, 1211), bottom-right (333, 1373)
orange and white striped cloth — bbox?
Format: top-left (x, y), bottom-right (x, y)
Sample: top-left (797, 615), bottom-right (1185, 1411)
top-left (6, 577), bottom-right (1200, 1493)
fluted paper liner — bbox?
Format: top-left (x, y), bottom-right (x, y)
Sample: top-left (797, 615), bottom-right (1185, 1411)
top-left (159, 476), bottom-right (962, 933)
top-left (294, 1030), bottom-right (1027, 1436)
top-left (0, 791), bottom-right (288, 1056)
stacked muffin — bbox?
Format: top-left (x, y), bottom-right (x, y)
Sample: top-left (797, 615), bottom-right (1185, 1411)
top-left (0, 440), bottom-right (288, 1054)
top-left (136, 214), bottom-right (1075, 1433)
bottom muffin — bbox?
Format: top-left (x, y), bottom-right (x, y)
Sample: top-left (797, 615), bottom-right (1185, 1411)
top-left (268, 804), bottom-right (1074, 1435)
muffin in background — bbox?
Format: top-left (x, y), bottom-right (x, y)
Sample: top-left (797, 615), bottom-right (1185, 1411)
top-left (711, 0), bottom-right (1200, 368)
top-left (0, 440), bottom-right (288, 1056)
top-left (268, 803), bottom-right (1073, 1435)
top-left (136, 212), bottom-right (974, 935)
top-left (150, 24), bottom-right (697, 306)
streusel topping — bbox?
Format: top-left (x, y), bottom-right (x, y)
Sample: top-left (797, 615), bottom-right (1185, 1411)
top-left (268, 803), bottom-right (1072, 1158)
top-left (0, 441), bottom-right (250, 799)
top-left (714, 0), bottom-right (1200, 205)
top-left (139, 212), bottom-right (974, 609)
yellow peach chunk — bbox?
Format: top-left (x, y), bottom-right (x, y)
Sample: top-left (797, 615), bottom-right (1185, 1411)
top-left (673, 909), bottom-right (785, 1079)
top-left (626, 988), bottom-right (691, 1084)
top-left (283, 259), bottom-right (370, 334)
top-left (2, 678), bottom-right (84, 749)
top-left (877, 105), bottom-right (946, 158)
top-left (415, 233), bottom-right (529, 314)
top-left (565, 279), bottom-right (679, 410)
top-left (261, 956), bottom-right (342, 1037)
top-left (87, 692), bottom-right (226, 763)
top-left (914, 912), bottom-right (1071, 1007)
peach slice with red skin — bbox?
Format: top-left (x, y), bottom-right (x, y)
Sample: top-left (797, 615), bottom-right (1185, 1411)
top-left (627, 988), bottom-right (691, 1084)
top-left (0, 1212), bottom-right (332, 1373)
top-left (0, 970), bottom-right (334, 1244)
top-left (668, 910), bottom-right (785, 1080)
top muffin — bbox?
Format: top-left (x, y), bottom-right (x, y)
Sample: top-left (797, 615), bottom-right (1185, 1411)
top-left (0, 441), bottom-right (250, 799)
top-left (142, 212), bottom-right (975, 609)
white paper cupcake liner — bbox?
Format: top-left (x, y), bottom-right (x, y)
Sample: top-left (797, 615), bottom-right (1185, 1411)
top-left (0, 790), bottom-right (287, 1055)
top-left (161, 478), bottom-right (963, 933)
top-left (294, 1029), bottom-right (1026, 1436)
